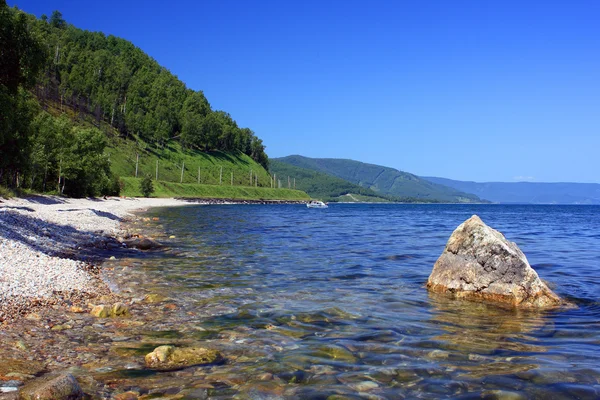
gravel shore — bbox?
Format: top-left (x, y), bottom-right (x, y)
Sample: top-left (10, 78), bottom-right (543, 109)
top-left (0, 196), bottom-right (191, 322)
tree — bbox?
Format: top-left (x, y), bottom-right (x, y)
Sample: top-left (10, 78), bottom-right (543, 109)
top-left (61, 126), bottom-right (112, 197)
top-left (140, 175), bottom-right (154, 197)
top-left (0, 3), bottom-right (45, 186)
top-left (49, 10), bottom-right (65, 29)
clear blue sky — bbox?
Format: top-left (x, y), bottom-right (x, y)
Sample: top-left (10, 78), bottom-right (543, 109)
top-left (10, 0), bottom-right (600, 183)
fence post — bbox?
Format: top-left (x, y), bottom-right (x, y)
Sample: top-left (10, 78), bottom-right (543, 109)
top-left (231, 171), bottom-right (233, 185)
top-left (220, 166), bottom-right (223, 185)
top-left (156, 159), bottom-right (158, 181)
top-left (198, 167), bottom-right (201, 184)
top-left (57, 159), bottom-right (61, 192)
top-left (135, 153), bottom-right (139, 178)
top-left (180, 161), bottom-right (185, 183)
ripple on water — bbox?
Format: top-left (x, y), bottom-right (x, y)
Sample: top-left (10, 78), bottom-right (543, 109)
top-left (97, 204), bottom-right (600, 398)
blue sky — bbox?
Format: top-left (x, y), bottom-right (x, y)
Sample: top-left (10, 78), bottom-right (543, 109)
top-left (11, 0), bottom-right (600, 182)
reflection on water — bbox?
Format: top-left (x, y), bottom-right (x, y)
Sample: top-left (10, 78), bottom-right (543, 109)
top-left (99, 204), bottom-right (600, 398)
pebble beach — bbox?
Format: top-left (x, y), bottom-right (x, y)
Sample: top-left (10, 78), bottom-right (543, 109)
top-left (0, 196), bottom-right (190, 322)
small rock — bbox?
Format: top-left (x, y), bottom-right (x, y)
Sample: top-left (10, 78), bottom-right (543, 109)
top-left (143, 294), bottom-right (169, 303)
top-left (481, 390), bottom-right (527, 400)
top-left (18, 372), bottom-right (83, 400)
top-left (109, 256), bottom-right (116, 260)
top-left (69, 306), bottom-right (85, 313)
top-left (111, 303), bottom-right (130, 317)
top-left (5, 373), bottom-right (34, 381)
top-left (114, 391), bottom-right (139, 400)
top-left (50, 324), bottom-right (72, 331)
top-left (24, 313), bottom-right (41, 321)
top-left (144, 345), bottom-right (223, 370)
top-left (14, 341), bottom-right (28, 351)
top-left (90, 305), bottom-right (111, 318)
top-left (169, 235), bottom-right (176, 239)
top-left (124, 237), bottom-right (161, 250)
top-left (348, 381), bottom-right (379, 391)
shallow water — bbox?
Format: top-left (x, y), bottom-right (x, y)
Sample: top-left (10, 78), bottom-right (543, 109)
top-left (106, 204), bottom-right (600, 398)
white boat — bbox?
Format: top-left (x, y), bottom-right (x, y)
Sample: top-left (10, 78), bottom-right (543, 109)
top-left (307, 200), bottom-right (328, 208)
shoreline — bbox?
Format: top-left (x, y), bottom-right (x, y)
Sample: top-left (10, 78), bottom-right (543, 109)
top-left (0, 196), bottom-right (194, 323)
top-left (0, 195), bottom-right (310, 323)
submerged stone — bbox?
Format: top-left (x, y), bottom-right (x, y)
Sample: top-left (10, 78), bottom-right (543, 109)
top-left (427, 215), bottom-right (567, 309)
top-left (143, 293), bottom-right (169, 303)
top-left (144, 345), bottom-right (223, 370)
top-left (90, 305), bottom-right (111, 318)
top-left (90, 303), bottom-right (130, 318)
top-left (124, 237), bottom-right (161, 250)
top-left (18, 373), bottom-right (83, 400)
top-left (111, 302), bottom-right (130, 317)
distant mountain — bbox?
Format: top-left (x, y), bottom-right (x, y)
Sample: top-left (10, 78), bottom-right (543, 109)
top-left (422, 177), bottom-right (600, 204)
top-left (275, 156), bottom-right (483, 203)
top-left (270, 160), bottom-right (391, 202)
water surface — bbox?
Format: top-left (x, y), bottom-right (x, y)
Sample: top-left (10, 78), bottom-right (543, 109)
top-left (108, 204), bottom-right (600, 398)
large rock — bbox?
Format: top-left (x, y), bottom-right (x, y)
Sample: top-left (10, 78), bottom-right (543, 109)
top-left (144, 345), bottom-right (223, 370)
top-left (18, 373), bottom-right (83, 400)
top-left (427, 215), bottom-right (565, 308)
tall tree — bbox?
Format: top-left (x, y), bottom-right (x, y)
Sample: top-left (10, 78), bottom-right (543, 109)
top-left (0, 2), bottom-right (45, 186)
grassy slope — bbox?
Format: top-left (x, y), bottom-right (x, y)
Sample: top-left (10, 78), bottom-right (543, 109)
top-left (270, 159), bottom-right (390, 202)
top-left (275, 155), bottom-right (482, 203)
top-left (120, 177), bottom-right (308, 200)
top-left (108, 136), bottom-right (272, 187)
top-left (39, 100), bottom-right (310, 201)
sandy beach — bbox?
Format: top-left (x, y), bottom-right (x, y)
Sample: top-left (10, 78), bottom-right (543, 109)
top-left (0, 196), bottom-right (191, 323)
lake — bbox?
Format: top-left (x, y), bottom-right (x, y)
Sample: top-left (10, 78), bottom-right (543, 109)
top-left (105, 204), bottom-right (600, 399)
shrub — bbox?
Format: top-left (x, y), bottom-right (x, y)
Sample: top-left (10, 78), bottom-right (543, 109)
top-left (140, 176), bottom-right (154, 197)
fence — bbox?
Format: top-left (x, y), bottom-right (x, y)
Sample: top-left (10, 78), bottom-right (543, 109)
top-left (123, 154), bottom-right (297, 190)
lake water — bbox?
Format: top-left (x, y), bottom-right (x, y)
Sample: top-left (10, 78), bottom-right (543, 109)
top-left (107, 204), bottom-right (600, 399)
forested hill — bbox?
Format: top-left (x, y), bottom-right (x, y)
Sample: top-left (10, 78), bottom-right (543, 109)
top-left (29, 9), bottom-right (268, 168)
top-left (1, 4), bottom-right (272, 197)
top-left (275, 155), bottom-right (484, 203)
top-left (270, 160), bottom-right (391, 202)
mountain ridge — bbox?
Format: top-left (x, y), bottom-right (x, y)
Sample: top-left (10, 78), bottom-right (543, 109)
top-left (422, 177), bottom-right (600, 204)
top-left (275, 155), bottom-right (484, 203)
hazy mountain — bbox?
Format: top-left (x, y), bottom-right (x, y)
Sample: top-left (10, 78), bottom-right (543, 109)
top-left (422, 177), bottom-right (600, 204)
top-left (275, 156), bottom-right (483, 203)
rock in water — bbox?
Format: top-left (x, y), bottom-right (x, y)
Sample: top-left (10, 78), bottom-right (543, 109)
top-left (427, 215), bottom-right (564, 308)
top-left (144, 345), bottom-right (223, 370)
top-left (18, 373), bottom-right (83, 400)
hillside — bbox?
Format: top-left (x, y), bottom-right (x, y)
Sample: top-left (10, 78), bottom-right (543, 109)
top-left (275, 156), bottom-right (483, 203)
top-left (422, 177), bottom-right (600, 204)
top-left (1, 5), bottom-right (302, 201)
top-left (269, 160), bottom-right (391, 202)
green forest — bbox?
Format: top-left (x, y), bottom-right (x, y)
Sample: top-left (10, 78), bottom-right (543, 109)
top-left (0, 2), bottom-right (269, 197)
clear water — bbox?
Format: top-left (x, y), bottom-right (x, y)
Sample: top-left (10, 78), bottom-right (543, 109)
top-left (109, 204), bottom-right (600, 399)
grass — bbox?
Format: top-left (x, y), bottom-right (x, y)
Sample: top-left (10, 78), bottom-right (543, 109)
top-left (108, 137), bottom-right (273, 187)
top-left (0, 185), bottom-right (15, 199)
top-left (120, 177), bottom-right (310, 200)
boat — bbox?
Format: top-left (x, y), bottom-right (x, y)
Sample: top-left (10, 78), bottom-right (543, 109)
top-left (307, 200), bottom-right (328, 208)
